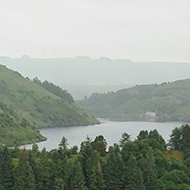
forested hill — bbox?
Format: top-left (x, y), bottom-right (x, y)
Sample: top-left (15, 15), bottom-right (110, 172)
top-left (0, 65), bottom-right (99, 146)
top-left (77, 78), bottom-right (190, 122)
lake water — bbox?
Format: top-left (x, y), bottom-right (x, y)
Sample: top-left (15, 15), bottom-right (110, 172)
top-left (21, 119), bottom-right (184, 151)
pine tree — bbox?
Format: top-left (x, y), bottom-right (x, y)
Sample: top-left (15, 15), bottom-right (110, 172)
top-left (0, 147), bottom-right (13, 190)
top-left (141, 148), bottom-right (157, 190)
top-left (13, 160), bottom-right (35, 190)
top-left (37, 149), bottom-right (55, 190)
top-left (59, 137), bottom-right (68, 151)
top-left (119, 132), bottom-right (131, 148)
top-left (91, 135), bottom-right (107, 156)
top-left (124, 155), bottom-right (145, 190)
top-left (53, 178), bottom-right (65, 190)
top-left (80, 143), bottom-right (105, 190)
top-left (103, 144), bottom-right (125, 190)
top-left (71, 161), bottom-right (87, 190)
top-left (148, 129), bottom-right (166, 151)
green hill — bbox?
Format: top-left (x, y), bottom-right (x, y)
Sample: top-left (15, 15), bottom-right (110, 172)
top-left (0, 65), bottom-right (99, 146)
top-left (77, 79), bottom-right (190, 122)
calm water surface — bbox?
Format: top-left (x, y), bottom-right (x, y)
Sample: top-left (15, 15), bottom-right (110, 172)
top-left (22, 119), bottom-right (183, 151)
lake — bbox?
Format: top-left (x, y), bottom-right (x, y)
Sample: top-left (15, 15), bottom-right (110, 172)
top-left (21, 119), bottom-right (184, 151)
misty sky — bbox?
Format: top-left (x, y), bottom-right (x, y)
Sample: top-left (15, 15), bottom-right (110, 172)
top-left (1, 0), bottom-right (190, 62)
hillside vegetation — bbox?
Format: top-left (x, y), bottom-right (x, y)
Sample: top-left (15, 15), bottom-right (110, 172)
top-left (0, 65), bottom-right (99, 146)
top-left (32, 77), bottom-right (75, 103)
top-left (78, 79), bottom-right (190, 122)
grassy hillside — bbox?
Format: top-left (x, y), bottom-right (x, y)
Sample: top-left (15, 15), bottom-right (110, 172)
top-left (77, 79), bottom-right (190, 122)
top-left (0, 65), bottom-right (99, 146)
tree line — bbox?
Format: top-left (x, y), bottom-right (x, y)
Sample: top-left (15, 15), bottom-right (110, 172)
top-left (33, 78), bottom-right (74, 103)
top-left (1, 124), bottom-right (190, 190)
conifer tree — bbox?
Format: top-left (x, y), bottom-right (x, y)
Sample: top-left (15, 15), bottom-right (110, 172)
top-left (0, 147), bottom-right (13, 190)
top-left (124, 155), bottom-right (145, 190)
top-left (103, 144), bottom-right (125, 190)
top-left (80, 143), bottom-right (105, 190)
top-left (148, 130), bottom-right (166, 151)
top-left (53, 178), bottom-right (65, 190)
top-left (141, 148), bottom-right (157, 190)
top-left (13, 161), bottom-right (35, 190)
top-left (59, 137), bottom-right (68, 151)
top-left (119, 132), bottom-right (131, 148)
top-left (71, 161), bottom-right (87, 190)
top-left (35, 148), bottom-right (54, 190)
top-left (91, 135), bottom-right (107, 156)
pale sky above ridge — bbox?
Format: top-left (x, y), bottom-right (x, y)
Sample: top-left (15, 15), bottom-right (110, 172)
top-left (1, 0), bottom-right (190, 62)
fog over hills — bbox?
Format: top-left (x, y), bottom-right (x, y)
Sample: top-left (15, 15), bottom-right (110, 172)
top-left (1, 56), bottom-right (190, 85)
top-left (1, 56), bottom-right (190, 99)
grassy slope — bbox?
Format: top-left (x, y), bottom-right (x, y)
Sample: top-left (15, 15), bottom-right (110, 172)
top-left (0, 65), bottom-right (99, 146)
top-left (78, 79), bottom-right (190, 122)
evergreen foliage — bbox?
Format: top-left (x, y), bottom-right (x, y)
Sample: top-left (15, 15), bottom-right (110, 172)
top-left (0, 147), bottom-right (13, 190)
top-left (119, 132), bottom-right (131, 148)
top-left (80, 142), bottom-right (105, 190)
top-left (70, 161), bottom-right (87, 190)
top-left (0, 125), bottom-right (190, 189)
top-left (13, 159), bottom-right (36, 190)
top-left (103, 144), bottom-right (125, 190)
top-left (169, 124), bottom-right (190, 158)
top-left (124, 155), bottom-right (145, 190)
top-left (91, 135), bottom-right (107, 156)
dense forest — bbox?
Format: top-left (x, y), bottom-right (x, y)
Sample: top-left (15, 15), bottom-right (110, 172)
top-left (1, 124), bottom-right (190, 190)
top-left (0, 65), bottom-right (99, 147)
top-left (78, 78), bottom-right (190, 122)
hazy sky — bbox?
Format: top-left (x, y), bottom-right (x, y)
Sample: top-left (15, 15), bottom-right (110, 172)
top-left (1, 0), bottom-right (190, 62)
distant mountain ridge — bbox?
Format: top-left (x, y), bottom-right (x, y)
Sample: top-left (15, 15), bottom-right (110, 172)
top-left (77, 78), bottom-right (190, 122)
top-left (0, 65), bottom-right (99, 146)
top-left (1, 56), bottom-right (190, 87)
